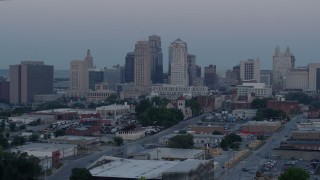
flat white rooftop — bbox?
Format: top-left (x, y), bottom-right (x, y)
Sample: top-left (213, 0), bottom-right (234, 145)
top-left (11, 143), bottom-right (77, 152)
top-left (90, 156), bottom-right (179, 179)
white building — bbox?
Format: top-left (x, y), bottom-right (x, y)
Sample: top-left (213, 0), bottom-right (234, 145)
top-left (236, 83), bottom-right (272, 98)
top-left (96, 103), bottom-right (130, 118)
top-left (285, 67), bottom-right (309, 90)
top-left (11, 143), bottom-right (78, 159)
top-left (116, 127), bottom-right (145, 141)
top-left (67, 49), bottom-right (94, 97)
top-left (169, 39), bottom-right (189, 86)
top-left (134, 41), bottom-right (151, 87)
top-left (240, 58), bottom-right (260, 82)
top-left (272, 46), bottom-right (295, 91)
top-left (150, 84), bottom-right (208, 99)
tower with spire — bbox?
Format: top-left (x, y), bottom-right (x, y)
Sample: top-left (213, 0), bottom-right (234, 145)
top-left (272, 46), bottom-right (295, 91)
top-left (85, 49), bottom-right (94, 69)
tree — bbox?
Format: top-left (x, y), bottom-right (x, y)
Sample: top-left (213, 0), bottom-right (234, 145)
top-left (251, 98), bottom-right (272, 109)
top-left (285, 92), bottom-right (311, 104)
top-left (219, 133), bottom-right (242, 150)
top-left (167, 134), bottom-right (194, 149)
top-left (254, 108), bottom-right (289, 121)
top-left (0, 151), bottom-right (42, 180)
top-left (29, 134), bottom-right (39, 142)
top-left (0, 120), bottom-right (5, 131)
top-left (186, 98), bottom-right (202, 116)
top-left (212, 131), bottom-right (223, 135)
top-left (54, 129), bottom-right (65, 137)
top-left (19, 124), bottom-right (26, 130)
top-left (135, 99), bottom-right (152, 116)
top-left (9, 122), bottom-right (16, 132)
top-left (113, 136), bottom-right (123, 146)
top-left (0, 134), bottom-right (9, 149)
top-left (278, 167), bottom-right (309, 180)
top-left (11, 136), bottom-right (26, 146)
top-left (70, 168), bottom-right (93, 180)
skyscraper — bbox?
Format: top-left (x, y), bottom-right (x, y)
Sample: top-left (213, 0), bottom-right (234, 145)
top-left (68, 49), bottom-right (93, 97)
top-left (125, 52), bottom-right (135, 83)
top-left (9, 61), bottom-right (54, 104)
top-left (148, 35), bottom-right (163, 84)
top-left (204, 65), bottom-right (217, 89)
top-left (272, 46), bottom-right (295, 91)
top-left (134, 41), bottom-right (151, 87)
top-left (240, 58), bottom-right (260, 83)
top-left (169, 39), bottom-right (188, 86)
top-left (104, 66), bottom-right (124, 91)
top-left (187, 54), bottom-right (197, 86)
top-left (89, 69), bottom-right (104, 90)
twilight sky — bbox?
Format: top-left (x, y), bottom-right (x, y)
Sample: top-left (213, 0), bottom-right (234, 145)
top-left (0, 0), bottom-right (320, 74)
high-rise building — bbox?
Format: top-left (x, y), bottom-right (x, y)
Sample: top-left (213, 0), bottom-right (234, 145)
top-left (0, 78), bottom-right (9, 102)
top-left (9, 61), bottom-right (53, 104)
top-left (260, 70), bottom-right (273, 86)
top-left (125, 52), bottom-right (135, 83)
top-left (149, 35), bottom-right (163, 84)
top-left (68, 49), bottom-right (93, 97)
top-left (89, 69), bottom-right (104, 91)
top-left (240, 58), bottom-right (260, 83)
top-left (169, 39), bottom-right (188, 86)
top-left (104, 66), bottom-right (124, 91)
top-left (134, 41), bottom-right (151, 87)
top-left (204, 65), bottom-right (217, 89)
top-left (272, 46), bottom-right (295, 91)
top-left (187, 54), bottom-right (197, 86)
top-left (308, 63), bottom-right (320, 93)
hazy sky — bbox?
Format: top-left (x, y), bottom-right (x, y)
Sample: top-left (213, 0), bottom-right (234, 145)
top-left (1, 0), bottom-right (320, 74)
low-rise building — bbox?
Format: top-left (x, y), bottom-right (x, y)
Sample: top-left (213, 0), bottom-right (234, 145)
top-left (65, 125), bottom-right (101, 136)
top-left (49, 135), bottom-right (100, 149)
top-left (150, 84), bottom-right (208, 100)
top-left (33, 94), bottom-right (60, 102)
top-left (31, 108), bottom-right (78, 120)
top-left (116, 128), bottom-right (145, 141)
top-left (292, 130), bottom-right (320, 140)
top-left (241, 121), bottom-right (281, 135)
top-left (266, 100), bottom-right (300, 114)
top-left (197, 95), bottom-right (223, 113)
top-left (132, 147), bottom-right (205, 161)
top-left (11, 143), bottom-right (77, 169)
top-left (96, 103), bottom-right (130, 119)
top-left (190, 125), bottom-right (224, 135)
top-left (89, 156), bottom-right (215, 180)
top-left (236, 83), bottom-right (272, 98)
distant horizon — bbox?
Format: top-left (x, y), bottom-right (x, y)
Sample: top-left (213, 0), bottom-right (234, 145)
top-left (1, 0), bottom-right (320, 73)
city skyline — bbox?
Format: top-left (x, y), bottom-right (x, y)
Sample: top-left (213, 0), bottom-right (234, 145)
top-left (0, 0), bottom-right (320, 73)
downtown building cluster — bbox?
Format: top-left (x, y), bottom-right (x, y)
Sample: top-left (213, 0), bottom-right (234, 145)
top-left (2, 36), bottom-right (320, 105)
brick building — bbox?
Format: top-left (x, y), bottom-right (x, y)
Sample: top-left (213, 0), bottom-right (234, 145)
top-left (266, 100), bottom-right (299, 114)
top-left (241, 121), bottom-right (281, 135)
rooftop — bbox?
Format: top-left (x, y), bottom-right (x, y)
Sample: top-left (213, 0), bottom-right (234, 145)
top-left (50, 135), bottom-right (99, 141)
top-left (244, 121), bottom-right (281, 126)
top-left (11, 143), bottom-right (77, 152)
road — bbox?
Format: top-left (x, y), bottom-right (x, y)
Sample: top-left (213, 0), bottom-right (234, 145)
top-left (48, 114), bottom-right (204, 180)
top-left (216, 115), bottom-right (305, 180)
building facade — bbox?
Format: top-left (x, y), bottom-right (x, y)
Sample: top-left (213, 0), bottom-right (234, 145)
top-left (149, 35), bottom-right (163, 84)
top-left (169, 39), bottom-right (189, 86)
top-left (134, 41), bottom-right (151, 87)
top-left (104, 67), bottom-right (123, 91)
top-left (272, 46), bottom-right (295, 91)
top-left (125, 52), bottom-right (135, 83)
top-left (240, 58), bottom-right (260, 83)
top-left (204, 65), bottom-right (217, 89)
top-left (88, 69), bottom-right (104, 90)
top-left (68, 49), bottom-right (93, 97)
top-left (150, 84), bottom-right (208, 100)
top-left (9, 61), bottom-right (54, 104)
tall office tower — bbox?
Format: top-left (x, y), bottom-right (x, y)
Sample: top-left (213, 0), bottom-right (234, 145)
top-left (9, 61), bottom-right (53, 104)
top-left (307, 63), bottom-right (320, 93)
top-left (0, 78), bottom-right (9, 102)
top-left (187, 54), bottom-right (197, 86)
top-left (204, 65), bottom-right (217, 90)
top-left (225, 65), bottom-right (240, 87)
top-left (85, 49), bottom-right (94, 69)
top-left (240, 58), bottom-right (260, 83)
top-left (149, 35), bottom-right (163, 84)
top-left (104, 66), bottom-right (124, 91)
top-left (69, 49), bottom-right (94, 97)
top-left (272, 46), bottom-right (295, 91)
top-left (134, 41), bottom-right (151, 87)
top-left (169, 39), bottom-right (188, 86)
top-left (88, 69), bottom-right (104, 90)
top-left (125, 52), bottom-right (135, 83)
top-left (260, 70), bottom-right (273, 86)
